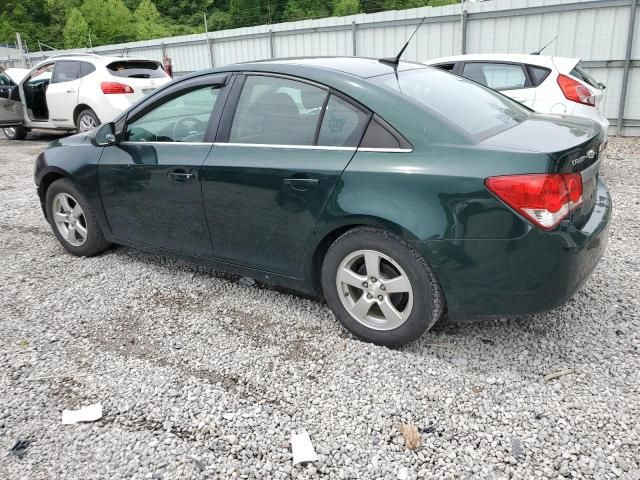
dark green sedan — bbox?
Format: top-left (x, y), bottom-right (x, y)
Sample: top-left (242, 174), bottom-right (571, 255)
top-left (34, 57), bottom-right (611, 346)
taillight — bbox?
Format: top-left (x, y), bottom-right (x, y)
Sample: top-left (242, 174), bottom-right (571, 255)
top-left (485, 173), bottom-right (583, 230)
top-left (557, 74), bottom-right (595, 106)
top-left (101, 81), bottom-right (134, 94)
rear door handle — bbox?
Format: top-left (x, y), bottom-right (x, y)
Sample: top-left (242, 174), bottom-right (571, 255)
top-left (168, 171), bottom-right (194, 181)
top-left (284, 178), bottom-right (319, 191)
top-left (66, 89), bottom-right (77, 93)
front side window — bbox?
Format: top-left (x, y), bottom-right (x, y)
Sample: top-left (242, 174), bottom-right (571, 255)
top-left (126, 86), bottom-right (220, 143)
top-left (52, 61), bottom-right (80, 83)
top-left (317, 95), bottom-right (369, 147)
top-left (462, 62), bottom-right (527, 91)
top-left (229, 75), bottom-right (327, 146)
top-left (372, 68), bottom-right (529, 140)
top-left (26, 64), bottom-right (54, 86)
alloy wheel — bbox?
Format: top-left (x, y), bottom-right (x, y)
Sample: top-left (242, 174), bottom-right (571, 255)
top-left (78, 115), bottom-right (97, 132)
top-left (336, 249), bottom-right (414, 331)
top-left (52, 193), bottom-right (88, 246)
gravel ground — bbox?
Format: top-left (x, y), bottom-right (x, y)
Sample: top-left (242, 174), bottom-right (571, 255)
top-left (0, 132), bottom-right (638, 480)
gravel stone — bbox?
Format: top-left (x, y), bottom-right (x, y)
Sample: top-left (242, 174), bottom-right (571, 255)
top-left (0, 132), bottom-right (639, 479)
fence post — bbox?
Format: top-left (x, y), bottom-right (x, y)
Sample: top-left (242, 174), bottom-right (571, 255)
top-left (617, 0), bottom-right (637, 136)
top-left (207, 36), bottom-right (215, 67)
top-left (269, 29), bottom-right (275, 59)
top-left (352, 21), bottom-right (357, 56)
top-left (461, 3), bottom-right (468, 54)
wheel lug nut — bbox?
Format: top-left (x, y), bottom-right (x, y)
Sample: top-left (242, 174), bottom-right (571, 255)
top-left (377, 295), bottom-right (383, 301)
top-left (363, 282), bottom-right (368, 288)
top-left (366, 293), bottom-right (372, 299)
top-left (380, 285), bottom-right (386, 291)
top-left (371, 277), bottom-right (377, 283)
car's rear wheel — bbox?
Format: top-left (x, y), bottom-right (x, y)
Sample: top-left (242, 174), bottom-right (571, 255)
top-left (3, 126), bottom-right (28, 140)
top-left (45, 178), bottom-right (111, 256)
top-left (321, 227), bottom-right (444, 346)
top-left (76, 109), bottom-right (100, 133)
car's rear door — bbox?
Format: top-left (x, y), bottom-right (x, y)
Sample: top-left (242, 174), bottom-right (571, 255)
top-left (460, 61), bottom-right (536, 108)
top-left (47, 60), bottom-right (82, 128)
top-left (0, 71), bottom-right (23, 127)
top-left (97, 73), bottom-right (229, 258)
top-left (201, 73), bottom-right (370, 276)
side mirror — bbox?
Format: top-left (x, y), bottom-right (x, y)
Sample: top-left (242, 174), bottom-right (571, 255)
top-left (91, 122), bottom-right (118, 147)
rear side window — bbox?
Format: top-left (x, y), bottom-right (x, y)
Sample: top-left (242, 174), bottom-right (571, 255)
top-left (432, 63), bottom-right (456, 72)
top-left (230, 75), bottom-right (327, 146)
top-left (79, 62), bottom-right (96, 78)
top-left (360, 115), bottom-right (411, 150)
top-left (317, 95), bottom-right (369, 147)
top-left (462, 62), bottom-right (527, 91)
top-left (570, 64), bottom-right (601, 89)
top-left (107, 61), bottom-right (167, 79)
top-left (527, 65), bottom-right (551, 86)
top-left (52, 61), bottom-right (80, 83)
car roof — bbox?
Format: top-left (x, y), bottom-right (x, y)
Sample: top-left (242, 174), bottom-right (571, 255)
top-left (33, 54), bottom-right (160, 67)
top-left (227, 57), bottom-right (425, 79)
top-left (422, 53), bottom-right (580, 70)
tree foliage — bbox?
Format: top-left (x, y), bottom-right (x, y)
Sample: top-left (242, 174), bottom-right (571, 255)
top-left (0, 0), bottom-right (456, 51)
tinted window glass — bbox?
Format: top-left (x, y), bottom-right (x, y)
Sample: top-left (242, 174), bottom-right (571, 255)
top-left (0, 72), bottom-right (13, 86)
top-left (433, 63), bottom-right (455, 72)
top-left (372, 68), bottom-right (529, 139)
top-left (528, 65), bottom-right (550, 86)
top-left (462, 63), bottom-right (527, 90)
top-left (317, 95), bottom-right (368, 147)
top-left (230, 75), bottom-right (327, 146)
top-left (126, 86), bottom-right (219, 142)
top-left (26, 64), bottom-right (54, 86)
top-left (52, 61), bottom-right (80, 83)
top-left (107, 61), bottom-right (168, 79)
top-left (79, 61), bottom-right (96, 78)
top-left (360, 115), bottom-right (411, 150)
top-left (570, 64), bottom-right (601, 89)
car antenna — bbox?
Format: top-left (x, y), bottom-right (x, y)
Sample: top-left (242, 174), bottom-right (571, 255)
top-left (530, 35), bottom-right (558, 55)
top-left (379, 16), bottom-right (427, 67)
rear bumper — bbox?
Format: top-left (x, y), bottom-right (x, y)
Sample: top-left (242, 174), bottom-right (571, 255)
top-left (415, 178), bottom-right (611, 321)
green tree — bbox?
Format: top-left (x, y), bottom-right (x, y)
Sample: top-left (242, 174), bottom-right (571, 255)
top-left (229, 0), bottom-right (263, 27)
top-left (207, 10), bottom-right (232, 31)
top-left (334, 0), bottom-right (360, 16)
top-left (63, 8), bottom-right (90, 48)
top-left (134, 0), bottom-right (165, 40)
top-left (80, 0), bottom-right (134, 44)
top-left (283, 0), bottom-right (329, 22)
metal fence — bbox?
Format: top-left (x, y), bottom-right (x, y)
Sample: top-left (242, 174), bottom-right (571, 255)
top-left (6, 0), bottom-right (640, 135)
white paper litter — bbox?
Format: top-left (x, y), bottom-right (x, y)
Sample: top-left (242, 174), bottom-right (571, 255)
top-left (291, 429), bottom-right (318, 465)
top-left (62, 403), bottom-right (103, 425)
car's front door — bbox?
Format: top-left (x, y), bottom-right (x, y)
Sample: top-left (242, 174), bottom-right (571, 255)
top-left (47, 60), bottom-right (81, 128)
top-left (201, 73), bottom-right (370, 276)
top-left (0, 71), bottom-right (23, 127)
top-left (98, 74), bottom-right (229, 258)
top-left (461, 62), bottom-right (536, 108)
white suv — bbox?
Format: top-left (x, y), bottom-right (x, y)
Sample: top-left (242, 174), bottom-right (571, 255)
top-left (0, 53), bottom-right (171, 140)
top-left (423, 54), bottom-right (609, 137)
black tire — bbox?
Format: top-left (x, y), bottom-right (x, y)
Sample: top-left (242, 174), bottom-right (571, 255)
top-left (45, 178), bottom-right (112, 257)
top-left (321, 227), bottom-right (444, 346)
top-left (76, 108), bottom-right (100, 133)
top-left (3, 126), bottom-right (28, 140)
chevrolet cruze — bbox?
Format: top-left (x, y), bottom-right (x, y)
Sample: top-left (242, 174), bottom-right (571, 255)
top-left (33, 58), bottom-right (611, 346)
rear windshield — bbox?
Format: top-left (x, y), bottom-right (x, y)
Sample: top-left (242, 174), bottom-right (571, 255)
top-left (371, 68), bottom-right (530, 140)
top-left (570, 64), bottom-right (601, 90)
top-left (107, 61), bottom-right (167, 79)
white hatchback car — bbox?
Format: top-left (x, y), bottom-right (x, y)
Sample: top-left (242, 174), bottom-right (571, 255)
top-left (0, 53), bottom-right (171, 140)
top-left (423, 54), bottom-right (609, 136)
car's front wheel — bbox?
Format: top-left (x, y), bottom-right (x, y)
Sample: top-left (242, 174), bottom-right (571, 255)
top-left (3, 126), bottom-right (28, 140)
top-left (45, 178), bottom-right (111, 256)
top-left (321, 227), bottom-right (444, 346)
top-left (76, 109), bottom-right (100, 133)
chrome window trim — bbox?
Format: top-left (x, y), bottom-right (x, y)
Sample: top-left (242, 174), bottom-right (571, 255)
top-left (213, 142), bottom-right (356, 151)
top-left (116, 142), bottom-right (412, 153)
top-left (357, 147), bottom-right (413, 153)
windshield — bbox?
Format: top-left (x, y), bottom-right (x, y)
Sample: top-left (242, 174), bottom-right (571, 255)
top-left (371, 68), bottom-right (530, 140)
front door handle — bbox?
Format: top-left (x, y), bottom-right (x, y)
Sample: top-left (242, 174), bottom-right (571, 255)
top-left (284, 178), bottom-right (319, 191)
top-left (66, 89), bottom-right (77, 93)
top-left (168, 171), bottom-right (194, 181)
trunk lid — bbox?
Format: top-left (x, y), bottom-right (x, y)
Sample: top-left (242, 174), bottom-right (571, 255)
top-left (105, 60), bottom-right (171, 102)
top-left (482, 114), bottom-right (605, 228)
